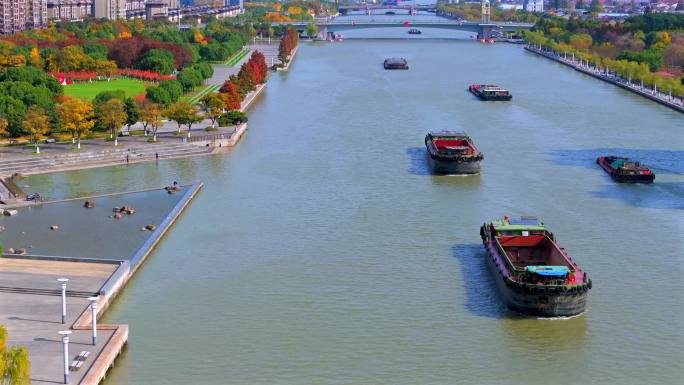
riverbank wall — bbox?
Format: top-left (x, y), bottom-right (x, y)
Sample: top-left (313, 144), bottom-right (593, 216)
top-left (276, 46), bottom-right (299, 72)
top-left (524, 46), bottom-right (684, 113)
top-left (81, 182), bottom-right (202, 384)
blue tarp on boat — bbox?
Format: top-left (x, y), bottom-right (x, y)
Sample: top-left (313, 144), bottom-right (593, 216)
top-left (526, 266), bottom-right (570, 276)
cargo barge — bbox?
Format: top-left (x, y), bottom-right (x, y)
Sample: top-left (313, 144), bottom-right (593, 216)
top-left (480, 216), bottom-right (591, 317)
top-left (425, 131), bottom-right (483, 174)
top-left (468, 84), bottom-right (512, 101)
top-left (597, 156), bottom-right (655, 183)
top-left (384, 57), bottom-right (409, 70)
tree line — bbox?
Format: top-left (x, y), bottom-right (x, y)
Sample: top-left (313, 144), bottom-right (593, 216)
top-left (278, 27), bottom-right (299, 67)
top-left (526, 13), bottom-right (684, 96)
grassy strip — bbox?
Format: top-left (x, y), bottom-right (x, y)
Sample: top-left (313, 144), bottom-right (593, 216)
top-left (187, 84), bottom-right (220, 105)
top-left (224, 47), bottom-right (250, 67)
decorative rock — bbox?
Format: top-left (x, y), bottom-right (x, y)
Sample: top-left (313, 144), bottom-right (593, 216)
top-left (11, 172), bottom-right (25, 180)
top-left (50, 225), bottom-right (59, 230)
top-left (14, 248), bottom-right (27, 255)
top-left (113, 213), bottom-right (122, 219)
top-left (0, 225), bottom-right (5, 233)
top-left (165, 185), bottom-right (181, 193)
top-left (113, 207), bottom-right (121, 213)
top-left (145, 224), bottom-right (157, 231)
top-left (6, 247), bottom-right (14, 254)
top-left (140, 226), bottom-right (147, 231)
top-left (3, 209), bottom-right (18, 216)
top-left (84, 200), bottom-right (94, 208)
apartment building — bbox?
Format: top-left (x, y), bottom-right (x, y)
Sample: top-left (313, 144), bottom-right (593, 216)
top-left (0, 0), bottom-right (48, 35)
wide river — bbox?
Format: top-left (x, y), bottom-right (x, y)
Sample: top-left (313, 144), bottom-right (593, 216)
top-left (27, 40), bottom-right (683, 384)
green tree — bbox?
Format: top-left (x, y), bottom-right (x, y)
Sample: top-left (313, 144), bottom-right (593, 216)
top-left (146, 86), bottom-right (172, 106)
top-left (0, 66), bottom-right (62, 96)
top-left (159, 80), bottom-right (184, 102)
top-left (164, 102), bottom-right (202, 138)
top-left (217, 110), bottom-right (248, 126)
top-left (93, 90), bottom-right (126, 105)
top-left (123, 98), bottom-right (140, 132)
top-left (177, 68), bottom-right (203, 92)
top-left (306, 24), bottom-right (318, 39)
top-left (23, 106), bottom-right (50, 154)
top-left (95, 99), bottom-right (127, 146)
top-left (136, 49), bottom-right (175, 75)
top-left (0, 96), bottom-right (26, 138)
top-left (589, 0), bottom-right (603, 13)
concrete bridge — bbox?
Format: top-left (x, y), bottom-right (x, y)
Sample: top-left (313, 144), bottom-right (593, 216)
top-left (284, 19), bottom-right (534, 39)
top-left (337, 4), bottom-right (437, 15)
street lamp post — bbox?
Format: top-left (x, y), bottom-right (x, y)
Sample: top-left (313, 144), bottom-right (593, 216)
top-left (88, 296), bottom-right (98, 345)
top-left (58, 330), bottom-right (72, 384)
top-left (58, 278), bottom-right (69, 324)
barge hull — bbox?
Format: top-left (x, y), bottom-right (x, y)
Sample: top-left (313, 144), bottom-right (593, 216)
top-left (428, 155), bottom-right (481, 175)
top-left (483, 239), bottom-right (587, 317)
top-left (597, 159), bottom-right (655, 183)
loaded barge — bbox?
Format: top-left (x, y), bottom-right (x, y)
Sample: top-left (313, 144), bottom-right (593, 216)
top-left (468, 84), bottom-right (512, 101)
top-left (384, 57), bottom-right (409, 70)
top-left (597, 156), bottom-right (655, 183)
top-left (480, 216), bottom-right (591, 317)
top-left (425, 131), bottom-right (483, 174)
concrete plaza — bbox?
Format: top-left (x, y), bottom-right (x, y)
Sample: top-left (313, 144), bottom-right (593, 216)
top-left (0, 259), bottom-right (117, 385)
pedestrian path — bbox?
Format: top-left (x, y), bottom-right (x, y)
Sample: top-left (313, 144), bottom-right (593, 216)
top-left (224, 47), bottom-right (251, 66)
top-left (187, 83), bottom-right (220, 105)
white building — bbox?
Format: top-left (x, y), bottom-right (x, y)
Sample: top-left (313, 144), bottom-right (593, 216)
top-left (47, 1), bottom-right (94, 21)
top-left (93, 0), bottom-right (126, 19)
top-left (523, 0), bottom-right (544, 12)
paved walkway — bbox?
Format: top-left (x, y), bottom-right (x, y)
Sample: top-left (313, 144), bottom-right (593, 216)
top-left (0, 258), bottom-right (118, 385)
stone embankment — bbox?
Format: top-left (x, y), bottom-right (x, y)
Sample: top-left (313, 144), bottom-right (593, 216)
top-left (276, 46), bottom-right (299, 72)
top-left (525, 45), bottom-right (684, 113)
top-left (0, 142), bottom-right (212, 179)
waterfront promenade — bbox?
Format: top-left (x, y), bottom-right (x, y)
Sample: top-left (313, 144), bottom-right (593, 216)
top-left (524, 45), bottom-right (684, 113)
top-left (1, 184), bottom-right (203, 384)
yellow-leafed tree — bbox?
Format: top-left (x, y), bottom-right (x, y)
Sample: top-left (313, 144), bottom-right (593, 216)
top-left (58, 98), bottom-right (95, 149)
top-left (23, 106), bottom-right (50, 154)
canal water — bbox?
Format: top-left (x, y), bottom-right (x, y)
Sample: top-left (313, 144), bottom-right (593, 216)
top-left (25, 41), bottom-right (683, 384)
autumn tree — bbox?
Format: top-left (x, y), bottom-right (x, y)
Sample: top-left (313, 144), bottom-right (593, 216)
top-left (58, 98), bottom-right (95, 149)
top-left (220, 81), bottom-right (242, 110)
top-left (139, 100), bottom-right (163, 141)
top-left (164, 102), bottom-right (202, 138)
top-left (23, 106), bottom-right (50, 154)
top-left (95, 99), bottom-right (127, 146)
top-left (200, 93), bottom-right (225, 128)
top-left (0, 117), bottom-right (7, 139)
top-left (250, 51), bottom-right (269, 82)
top-left (1, 325), bottom-right (31, 385)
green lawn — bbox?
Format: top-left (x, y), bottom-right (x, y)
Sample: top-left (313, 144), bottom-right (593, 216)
top-left (64, 78), bottom-right (147, 101)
